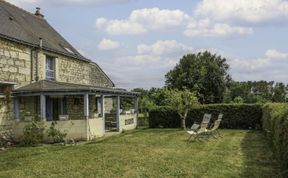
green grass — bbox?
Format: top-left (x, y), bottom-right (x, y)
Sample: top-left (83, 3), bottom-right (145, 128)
top-left (0, 129), bottom-right (280, 178)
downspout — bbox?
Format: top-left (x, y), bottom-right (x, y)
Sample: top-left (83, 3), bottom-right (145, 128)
top-left (30, 48), bottom-right (34, 82)
top-left (35, 38), bottom-right (43, 81)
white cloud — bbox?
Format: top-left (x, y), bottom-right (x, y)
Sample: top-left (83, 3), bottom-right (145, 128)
top-left (96, 7), bottom-right (253, 37)
top-left (184, 19), bottom-right (253, 37)
top-left (98, 38), bottom-right (120, 50)
top-left (265, 49), bottom-right (288, 59)
top-left (229, 49), bottom-right (288, 82)
top-left (137, 40), bottom-right (194, 56)
top-left (96, 8), bottom-right (190, 35)
top-left (97, 40), bottom-right (220, 88)
top-left (129, 8), bottom-right (190, 30)
top-left (98, 54), bottom-right (176, 88)
top-left (96, 18), bottom-right (146, 35)
top-left (101, 48), bottom-right (288, 88)
top-left (195, 0), bottom-right (288, 23)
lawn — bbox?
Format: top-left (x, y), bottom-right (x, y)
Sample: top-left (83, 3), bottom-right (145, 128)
top-left (0, 129), bottom-right (280, 178)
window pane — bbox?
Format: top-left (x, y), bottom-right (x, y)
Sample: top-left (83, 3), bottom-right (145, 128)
top-left (46, 56), bottom-right (55, 80)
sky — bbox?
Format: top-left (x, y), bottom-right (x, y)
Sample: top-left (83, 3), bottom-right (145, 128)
top-left (6, 0), bottom-right (288, 89)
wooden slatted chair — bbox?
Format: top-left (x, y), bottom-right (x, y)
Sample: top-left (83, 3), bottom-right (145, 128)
top-left (187, 113), bottom-right (211, 142)
top-left (206, 113), bottom-right (223, 138)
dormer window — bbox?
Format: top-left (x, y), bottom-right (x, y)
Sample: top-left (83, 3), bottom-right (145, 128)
top-left (46, 56), bottom-right (55, 80)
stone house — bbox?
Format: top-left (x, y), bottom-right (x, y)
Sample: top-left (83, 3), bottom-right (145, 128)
top-left (0, 1), bottom-right (139, 141)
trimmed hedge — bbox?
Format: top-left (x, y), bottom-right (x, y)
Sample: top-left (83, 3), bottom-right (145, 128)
top-left (262, 103), bottom-right (288, 171)
top-left (149, 104), bottom-right (262, 129)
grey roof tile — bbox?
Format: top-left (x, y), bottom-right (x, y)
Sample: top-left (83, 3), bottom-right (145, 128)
top-left (0, 0), bottom-right (89, 61)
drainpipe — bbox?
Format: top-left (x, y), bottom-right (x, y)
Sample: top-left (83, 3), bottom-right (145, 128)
top-left (35, 52), bottom-right (39, 81)
top-left (30, 48), bottom-right (34, 82)
top-left (35, 38), bottom-right (43, 81)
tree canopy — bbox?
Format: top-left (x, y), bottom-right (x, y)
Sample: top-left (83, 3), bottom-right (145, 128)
top-left (165, 51), bottom-right (231, 104)
top-left (165, 88), bottom-right (199, 130)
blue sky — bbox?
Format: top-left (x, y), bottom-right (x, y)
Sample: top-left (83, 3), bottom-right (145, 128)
top-left (7, 0), bottom-right (288, 89)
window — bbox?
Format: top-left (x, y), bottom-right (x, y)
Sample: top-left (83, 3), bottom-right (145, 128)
top-left (46, 56), bottom-right (55, 80)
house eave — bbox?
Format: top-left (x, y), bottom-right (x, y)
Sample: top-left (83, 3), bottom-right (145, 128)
top-left (0, 33), bottom-right (91, 62)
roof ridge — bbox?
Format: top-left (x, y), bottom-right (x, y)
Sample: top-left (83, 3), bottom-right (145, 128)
top-left (1, 0), bottom-right (45, 21)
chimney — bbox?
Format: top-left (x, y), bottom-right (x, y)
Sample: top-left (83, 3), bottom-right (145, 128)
top-left (35, 7), bottom-right (44, 18)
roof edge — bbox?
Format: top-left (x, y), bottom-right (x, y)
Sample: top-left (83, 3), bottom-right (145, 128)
top-left (89, 61), bottom-right (115, 87)
top-left (0, 34), bottom-right (91, 62)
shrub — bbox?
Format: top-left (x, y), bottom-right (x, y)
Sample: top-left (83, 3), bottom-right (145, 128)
top-left (23, 121), bottom-right (45, 146)
top-left (262, 103), bottom-right (288, 172)
top-left (47, 122), bottom-right (67, 143)
top-left (149, 104), bottom-right (262, 129)
top-left (149, 106), bottom-right (181, 128)
top-left (0, 127), bottom-right (14, 148)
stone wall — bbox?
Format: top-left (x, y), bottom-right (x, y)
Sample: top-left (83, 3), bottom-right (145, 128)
top-left (19, 96), bottom-right (39, 120)
top-left (0, 38), bottom-right (114, 88)
top-left (0, 38), bottom-right (31, 88)
top-left (40, 51), bottom-right (114, 88)
top-left (13, 120), bottom-right (89, 141)
top-left (0, 99), bottom-right (14, 128)
top-left (88, 118), bottom-right (105, 139)
top-left (119, 114), bottom-right (137, 132)
top-left (0, 85), bottom-right (15, 129)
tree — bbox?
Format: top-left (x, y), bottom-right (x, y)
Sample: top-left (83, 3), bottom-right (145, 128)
top-left (148, 87), bottom-right (170, 106)
top-left (272, 82), bottom-right (286, 102)
top-left (131, 88), bottom-right (157, 113)
top-left (165, 51), bottom-right (231, 104)
top-left (166, 89), bottom-right (199, 130)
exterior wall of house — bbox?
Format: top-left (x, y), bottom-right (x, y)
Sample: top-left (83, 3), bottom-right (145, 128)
top-left (37, 51), bottom-right (113, 87)
top-left (0, 99), bottom-right (14, 129)
top-left (119, 114), bottom-right (137, 132)
top-left (13, 120), bottom-right (88, 141)
top-left (13, 116), bottom-right (105, 141)
top-left (0, 38), bottom-right (31, 88)
top-left (0, 38), bottom-right (114, 128)
top-left (0, 38), bottom-right (113, 88)
top-left (0, 85), bottom-right (15, 129)
top-left (88, 118), bottom-right (105, 139)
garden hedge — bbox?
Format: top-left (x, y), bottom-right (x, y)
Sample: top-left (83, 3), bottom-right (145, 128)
top-left (149, 104), bottom-right (262, 129)
top-left (262, 103), bottom-right (288, 171)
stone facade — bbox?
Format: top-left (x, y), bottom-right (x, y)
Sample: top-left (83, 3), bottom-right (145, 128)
top-left (0, 38), bottom-right (114, 128)
top-left (0, 99), bottom-right (14, 128)
top-left (0, 38), bottom-right (114, 88)
top-left (54, 54), bottom-right (113, 87)
top-left (0, 38), bottom-right (32, 88)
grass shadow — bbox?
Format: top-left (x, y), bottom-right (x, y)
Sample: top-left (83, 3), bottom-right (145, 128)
top-left (240, 130), bottom-right (281, 178)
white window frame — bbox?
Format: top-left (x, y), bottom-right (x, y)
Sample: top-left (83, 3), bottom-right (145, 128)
top-left (46, 55), bottom-right (55, 80)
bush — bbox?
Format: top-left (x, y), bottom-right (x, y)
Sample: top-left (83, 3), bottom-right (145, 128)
top-left (23, 121), bottom-right (45, 146)
top-left (149, 107), bottom-right (181, 128)
top-left (47, 122), bottom-right (67, 143)
top-left (262, 103), bottom-right (288, 172)
top-left (0, 128), bottom-right (14, 148)
top-left (149, 104), bottom-right (262, 129)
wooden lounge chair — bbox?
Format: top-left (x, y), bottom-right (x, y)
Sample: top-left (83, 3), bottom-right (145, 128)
top-left (187, 113), bottom-right (212, 142)
top-left (188, 113), bottom-right (211, 131)
top-left (206, 113), bottom-right (223, 138)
